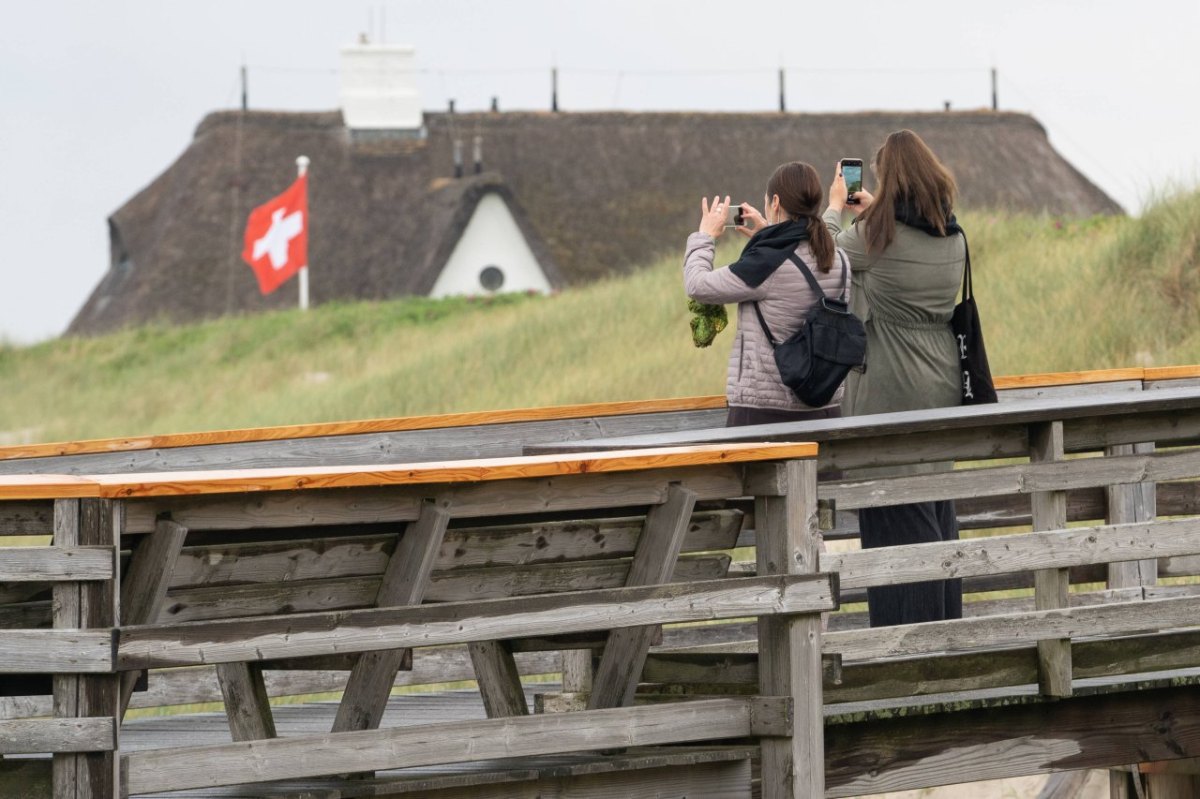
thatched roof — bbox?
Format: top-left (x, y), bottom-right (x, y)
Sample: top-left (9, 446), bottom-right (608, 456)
top-left (69, 109), bottom-right (1119, 335)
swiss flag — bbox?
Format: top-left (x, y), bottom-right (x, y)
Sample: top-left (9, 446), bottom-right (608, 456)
top-left (242, 175), bottom-right (308, 295)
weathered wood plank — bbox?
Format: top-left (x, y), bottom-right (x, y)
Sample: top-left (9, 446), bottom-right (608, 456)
top-left (121, 465), bottom-right (749, 533)
top-left (590, 484), bottom-right (697, 710)
top-left (156, 510), bottom-right (742, 591)
top-left (824, 683), bottom-right (1200, 798)
top-left (0, 500), bottom-right (53, 536)
top-left (0, 638), bottom-right (111, 674)
top-left (525, 387), bottom-right (1200, 457)
top-left (156, 554), bottom-right (733, 623)
top-left (1029, 421), bottom-right (1071, 698)
top-left (214, 662), bottom-right (277, 741)
top-left (824, 594), bottom-right (1200, 661)
top-left (121, 697), bottom-right (759, 795)
top-left (0, 718), bottom-right (114, 755)
top-left (117, 519), bottom-right (187, 718)
top-left (821, 446), bottom-right (1200, 510)
top-left (756, 459), bottom-right (824, 799)
top-left (334, 503), bottom-right (450, 733)
top-left (75, 499), bottom-right (119, 799)
top-left (0, 547), bottom-right (111, 582)
top-left (823, 517), bottom-right (1200, 590)
top-left (118, 574), bottom-right (836, 669)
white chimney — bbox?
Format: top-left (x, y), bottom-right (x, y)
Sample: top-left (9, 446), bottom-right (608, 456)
top-left (340, 44), bottom-right (422, 130)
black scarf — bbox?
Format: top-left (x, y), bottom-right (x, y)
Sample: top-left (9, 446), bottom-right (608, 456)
top-left (727, 218), bottom-right (812, 288)
top-left (895, 198), bottom-right (963, 237)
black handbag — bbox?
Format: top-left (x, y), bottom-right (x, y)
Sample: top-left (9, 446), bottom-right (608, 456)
top-left (949, 235), bottom-right (998, 405)
top-left (753, 251), bottom-right (867, 407)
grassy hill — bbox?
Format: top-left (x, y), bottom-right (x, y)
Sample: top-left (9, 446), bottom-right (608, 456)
top-left (2, 190), bottom-right (1198, 444)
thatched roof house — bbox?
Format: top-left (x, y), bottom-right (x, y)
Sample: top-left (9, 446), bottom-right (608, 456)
top-left (70, 108), bottom-right (1120, 335)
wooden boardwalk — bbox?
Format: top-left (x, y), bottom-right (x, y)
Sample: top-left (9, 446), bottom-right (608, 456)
top-left (5, 364), bottom-right (1200, 798)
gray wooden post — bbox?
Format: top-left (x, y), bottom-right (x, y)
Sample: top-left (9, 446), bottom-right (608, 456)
top-left (1030, 421), bottom-right (1072, 697)
top-left (1106, 443), bottom-right (1158, 589)
top-left (751, 459), bottom-right (823, 799)
top-left (53, 498), bottom-right (120, 799)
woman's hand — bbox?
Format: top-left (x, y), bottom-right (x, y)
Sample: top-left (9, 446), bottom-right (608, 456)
top-left (698, 195), bottom-right (731, 239)
top-left (827, 164), bottom-right (848, 213)
top-left (735, 203), bottom-right (768, 238)
top-left (847, 189), bottom-right (875, 216)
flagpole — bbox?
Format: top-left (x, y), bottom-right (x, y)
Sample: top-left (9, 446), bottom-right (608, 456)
top-left (296, 155), bottom-right (310, 311)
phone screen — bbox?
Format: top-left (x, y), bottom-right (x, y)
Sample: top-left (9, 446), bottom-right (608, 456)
top-left (842, 162), bottom-right (863, 194)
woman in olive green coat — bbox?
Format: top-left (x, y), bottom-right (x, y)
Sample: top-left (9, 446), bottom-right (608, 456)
top-left (822, 130), bottom-right (966, 627)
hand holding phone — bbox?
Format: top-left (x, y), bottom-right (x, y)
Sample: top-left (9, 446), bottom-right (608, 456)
top-left (840, 158), bottom-right (864, 205)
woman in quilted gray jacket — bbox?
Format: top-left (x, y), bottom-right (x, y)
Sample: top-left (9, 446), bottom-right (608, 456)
top-left (683, 161), bottom-right (850, 427)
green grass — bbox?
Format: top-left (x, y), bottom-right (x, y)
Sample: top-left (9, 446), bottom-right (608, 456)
top-left (1, 189), bottom-right (1198, 443)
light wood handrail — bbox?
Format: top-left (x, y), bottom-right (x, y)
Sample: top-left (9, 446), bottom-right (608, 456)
top-left (0, 442), bottom-right (817, 501)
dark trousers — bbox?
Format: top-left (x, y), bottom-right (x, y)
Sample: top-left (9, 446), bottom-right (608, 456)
top-left (858, 501), bottom-right (963, 627)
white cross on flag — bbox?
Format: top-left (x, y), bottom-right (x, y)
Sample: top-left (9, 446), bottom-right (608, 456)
top-left (241, 175), bottom-right (308, 295)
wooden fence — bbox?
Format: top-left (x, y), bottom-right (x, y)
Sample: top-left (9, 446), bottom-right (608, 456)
top-left (0, 443), bottom-right (832, 799)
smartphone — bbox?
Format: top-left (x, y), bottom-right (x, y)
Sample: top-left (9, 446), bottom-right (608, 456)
top-left (841, 158), bottom-right (864, 205)
top-left (726, 203), bottom-right (745, 226)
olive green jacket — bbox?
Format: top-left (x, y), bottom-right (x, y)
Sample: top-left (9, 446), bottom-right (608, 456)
top-left (822, 208), bottom-right (965, 418)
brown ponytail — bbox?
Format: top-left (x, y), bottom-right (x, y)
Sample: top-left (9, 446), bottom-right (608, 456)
top-left (766, 161), bottom-right (836, 273)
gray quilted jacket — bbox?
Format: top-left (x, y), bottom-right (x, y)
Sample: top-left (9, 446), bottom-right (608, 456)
top-left (683, 231), bottom-right (850, 411)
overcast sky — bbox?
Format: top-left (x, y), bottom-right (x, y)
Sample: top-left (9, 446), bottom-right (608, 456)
top-left (2, 0), bottom-right (1198, 343)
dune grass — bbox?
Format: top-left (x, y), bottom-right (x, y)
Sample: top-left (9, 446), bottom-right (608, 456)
top-left (0, 190), bottom-right (1198, 443)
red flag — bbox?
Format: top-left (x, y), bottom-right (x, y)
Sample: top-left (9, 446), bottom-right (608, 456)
top-left (241, 175), bottom-right (308, 295)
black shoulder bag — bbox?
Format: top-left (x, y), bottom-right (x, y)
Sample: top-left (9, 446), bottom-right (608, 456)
top-left (949, 235), bottom-right (998, 404)
top-left (753, 251), bottom-right (867, 408)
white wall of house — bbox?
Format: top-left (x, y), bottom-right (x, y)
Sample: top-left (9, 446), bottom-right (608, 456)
top-left (429, 193), bottom-right (553, 297)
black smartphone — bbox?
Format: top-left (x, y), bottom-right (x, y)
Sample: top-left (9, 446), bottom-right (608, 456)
top-left (841, 158), bottom-right (864, 205)
top-left (727, 203), bottom-right (745, 226)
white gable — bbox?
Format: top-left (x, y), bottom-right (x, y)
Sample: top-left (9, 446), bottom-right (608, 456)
top-left (429, 193), bottom-right (553, 298)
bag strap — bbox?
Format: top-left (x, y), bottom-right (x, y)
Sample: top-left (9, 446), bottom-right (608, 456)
top-left (786, 251), bottom-right (827, 299)
top-left (752, 301), bottom-right (778, 348)
top-left (753, 247), bottom-right (849, 343)
top-left (959, 231), bottom-right (974, 301)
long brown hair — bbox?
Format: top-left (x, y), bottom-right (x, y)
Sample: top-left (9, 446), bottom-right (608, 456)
top-left (766, 161), bottom-right (835, 273)
top-left (859, 130), bottom-right (957, 253)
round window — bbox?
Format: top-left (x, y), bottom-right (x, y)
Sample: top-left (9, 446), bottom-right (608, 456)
top-left (479, 265), bottom-right (505, 292)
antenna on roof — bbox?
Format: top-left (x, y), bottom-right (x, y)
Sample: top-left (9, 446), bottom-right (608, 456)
top-left (453, 139), bottom-right (464, 179)
top-left (491, 96), bottom-right (499, 113)
top-left (778, 67), bottom-right (786, 113)
top-left (551, 66), bottom-right (559, 113)
top-left (991, 66), bottom-right (999, 110)
top-left (240, 58), bottom-right (248, 112)
top-left (473, 135), bottom-right (483, 174)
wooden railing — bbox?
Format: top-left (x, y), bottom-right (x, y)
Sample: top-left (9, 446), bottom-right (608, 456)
top-left (5, 368), bottom-right (1200, 796)
top-left (0, 443), bottom-right (833, 799)
top-left (2, 364), bottom-right (1197, 476)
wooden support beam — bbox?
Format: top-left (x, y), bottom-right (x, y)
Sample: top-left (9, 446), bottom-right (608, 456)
top-left (1030, 421), bottom-right (1072, 698)
top-left (0, 548), bottom-right (112, 582)
top-left (467, 640), bottom-right (528, 717)
top-left (117, 519), bottom-right (186, 719)
top-left (214, 663), bottom-right (276, 741)
top-left (755, 459), bottom-right (824, 799)
top-left (561, 649), bottom-right (593, 693)
top-left (589, 484), bottom-right (697, 709)
top-left (0, 719), bottom-right (115, 756)
top-left (333, 502), bottom-right (449, 733)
